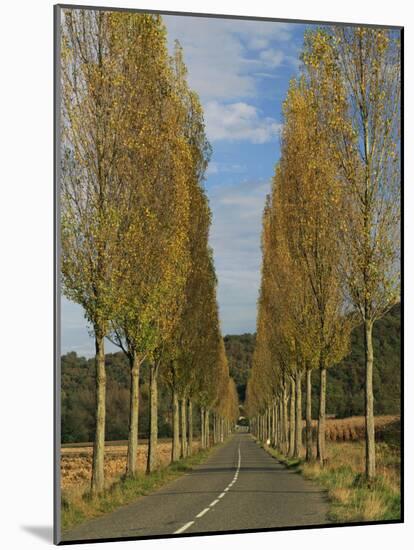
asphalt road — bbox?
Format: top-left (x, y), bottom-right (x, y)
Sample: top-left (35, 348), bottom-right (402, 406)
top-left (62, 434), bottom-right (329, 542)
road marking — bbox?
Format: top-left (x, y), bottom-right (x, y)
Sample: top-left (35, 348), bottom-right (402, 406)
top-left (174, 521), bottom-right (194, 534)
top-left (173, 439), bottom-right (242, 535)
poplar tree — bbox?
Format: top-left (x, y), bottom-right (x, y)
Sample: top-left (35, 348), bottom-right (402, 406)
top-left (303, 27), bottom-right (400, 478)
top-left (61, 9), bottom-right (131, 496)
top-left (278, 78), bottom-right (353, 464)
top-left (105, 12), bottom-right (192, 478)
top-left (161, 40), bottom-right (212, 463)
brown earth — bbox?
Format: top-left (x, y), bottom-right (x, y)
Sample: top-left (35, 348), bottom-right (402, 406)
top-left (320, 415), bottom-right (400, 443)
top-left (61, 439), bottom-right (201, 494)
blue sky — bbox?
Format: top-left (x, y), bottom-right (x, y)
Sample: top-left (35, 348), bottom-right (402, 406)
top-left (62, 14), bottom-right (314, 357)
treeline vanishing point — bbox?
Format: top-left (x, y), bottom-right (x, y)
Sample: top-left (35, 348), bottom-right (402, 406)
top-left (60, 10), bottom-right (238, 498)
top-left (60, 8), bottom-right (401, 504)
top-left (60, 304), bottom-right (400, 444)
top-left (246, 28), bottom-right (400, 481)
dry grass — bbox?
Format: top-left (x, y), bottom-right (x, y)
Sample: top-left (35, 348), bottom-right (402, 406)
top-left (301, 438), bottom-right (401, 523)
top-left (262, 416), bottom-right (401, 523)
top-left (320, 415), bottom-right (400, 443)
top-left (61, 439), bottom-right (200, 496)
top-left (61, 438), bottom-right (207, 532)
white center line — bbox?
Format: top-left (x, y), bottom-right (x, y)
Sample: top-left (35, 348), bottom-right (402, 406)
top-left (174, 521), bottom-right (194, 534)
top-left (173, 440), bottom-right (242, 535)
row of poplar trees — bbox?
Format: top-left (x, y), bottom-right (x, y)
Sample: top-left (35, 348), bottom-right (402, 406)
top-left (60, 9), bottom-right (238, 497)
top-left (246, 27), bottom-right (400, 481)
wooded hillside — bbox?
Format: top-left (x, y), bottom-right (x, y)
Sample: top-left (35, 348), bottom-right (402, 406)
top-left (62, 303), bottom-right (400, 443)
top-left (225, 304), bottom-right (400, 418)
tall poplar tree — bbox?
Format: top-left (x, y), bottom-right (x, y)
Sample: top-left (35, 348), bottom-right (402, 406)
top-left (105, 12), bottom-right (192, 478)
top-left (278, 78), bottom-right (353, 464)
top-left (61, 9), bottom-right (130, 496)
top-left (303, 28), bottom-right (401, 478)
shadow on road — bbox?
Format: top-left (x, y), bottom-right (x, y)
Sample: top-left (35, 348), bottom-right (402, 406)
top-left (148, 489), bottom-right (326, 497)
top-left (191, 466), bottom-right (295, 474)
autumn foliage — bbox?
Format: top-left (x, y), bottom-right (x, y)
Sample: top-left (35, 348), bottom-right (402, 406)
top-left (246, 27), bottom-right (400, 481)
top-left (60, 9), bottom-right (238, 496)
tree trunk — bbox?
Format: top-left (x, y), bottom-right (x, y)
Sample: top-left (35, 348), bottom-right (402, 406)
top-left (268, 407), bottom-right (271, 444)
top-left (205, 409), bottom-right (210, 447)
top-left (126, 353), bottom-right (141, 477)
top-left (146, 362), bottom-right (159, 474)
top-left (277, 400), bottom-right (282, 450)
top-left (171, 386), bottom-right (180, 462)
top-left (187, 399), bottom-right (193, 456)
top-left (317, 364), bottom-right (327, 466)
top-left (288, 377), bottom-right (296, 457)
top-left (180, 397), bottom-right (187, 458)
top-left (305, 368), bottom-right (313, 462)
top-left (282, 385), bottom-right (289, 454)
top-left (213, 413), bottom-right (217, 444)
top-left (294, 370), bottom-right (303, 458)
top-left (91, 332), bottom-right (106, 497)
top-left (364, 319), bottom-right (376, 480)
top-left (201, 407), bottom-right (205, 448)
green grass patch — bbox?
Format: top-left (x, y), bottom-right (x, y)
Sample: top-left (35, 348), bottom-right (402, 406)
top-left (61, 446), bottom-right (216, 533)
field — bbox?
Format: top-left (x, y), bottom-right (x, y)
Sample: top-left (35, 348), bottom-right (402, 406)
top-left (61, 438), bottom-right (205, 531)
top-left (320, 415), bottom-right (400, 444)
top-left (263, 415), bottom-right (401, 523)
top-left (61, 438), bottom-right (201, 495)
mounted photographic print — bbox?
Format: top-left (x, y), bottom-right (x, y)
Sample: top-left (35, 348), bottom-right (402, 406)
top-left (54, 3), bottom-right (403, 545)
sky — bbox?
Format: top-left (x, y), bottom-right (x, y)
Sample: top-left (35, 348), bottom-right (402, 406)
top-left (61, 13), bottom-right (313, 357)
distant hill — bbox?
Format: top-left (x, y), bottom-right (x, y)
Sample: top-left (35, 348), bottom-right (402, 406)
top-left (223, 334), bottom-right (255, 402)
top-left (322, 303), bottom-right (401, 418)
top-left (61, 304), bottom-right (400, 443)
top-left (223, 304), bottom-right (401, 417)
top-left (61, 353), bottom-right (172, 443)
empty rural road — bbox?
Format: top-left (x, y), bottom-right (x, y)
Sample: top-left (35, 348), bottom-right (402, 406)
top-left (62, 434), bottom-right (329, 542)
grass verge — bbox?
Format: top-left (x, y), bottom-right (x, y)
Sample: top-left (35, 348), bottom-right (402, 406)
top-left (61, 446), bottom-right (217, 532)
top-left (259, 439), bottom-right (401, 523)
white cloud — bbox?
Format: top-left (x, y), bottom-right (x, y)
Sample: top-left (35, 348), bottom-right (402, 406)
top-left (208, 179), bottom-right (271, 334)
top-left (165, 16), bottom-right (255, 100)
top-left (259, 48), bottom-right (285, 67)
top-left (248, 37), bottom-right (270, 50)
top-left (204, 101), bottom-right (282, 143)
top-left (61, 297), bottom-right (118, 358)
top-left (164, 16), bottom-right (298, 101)
top-left (206, 162), bottom-right (246, 175)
